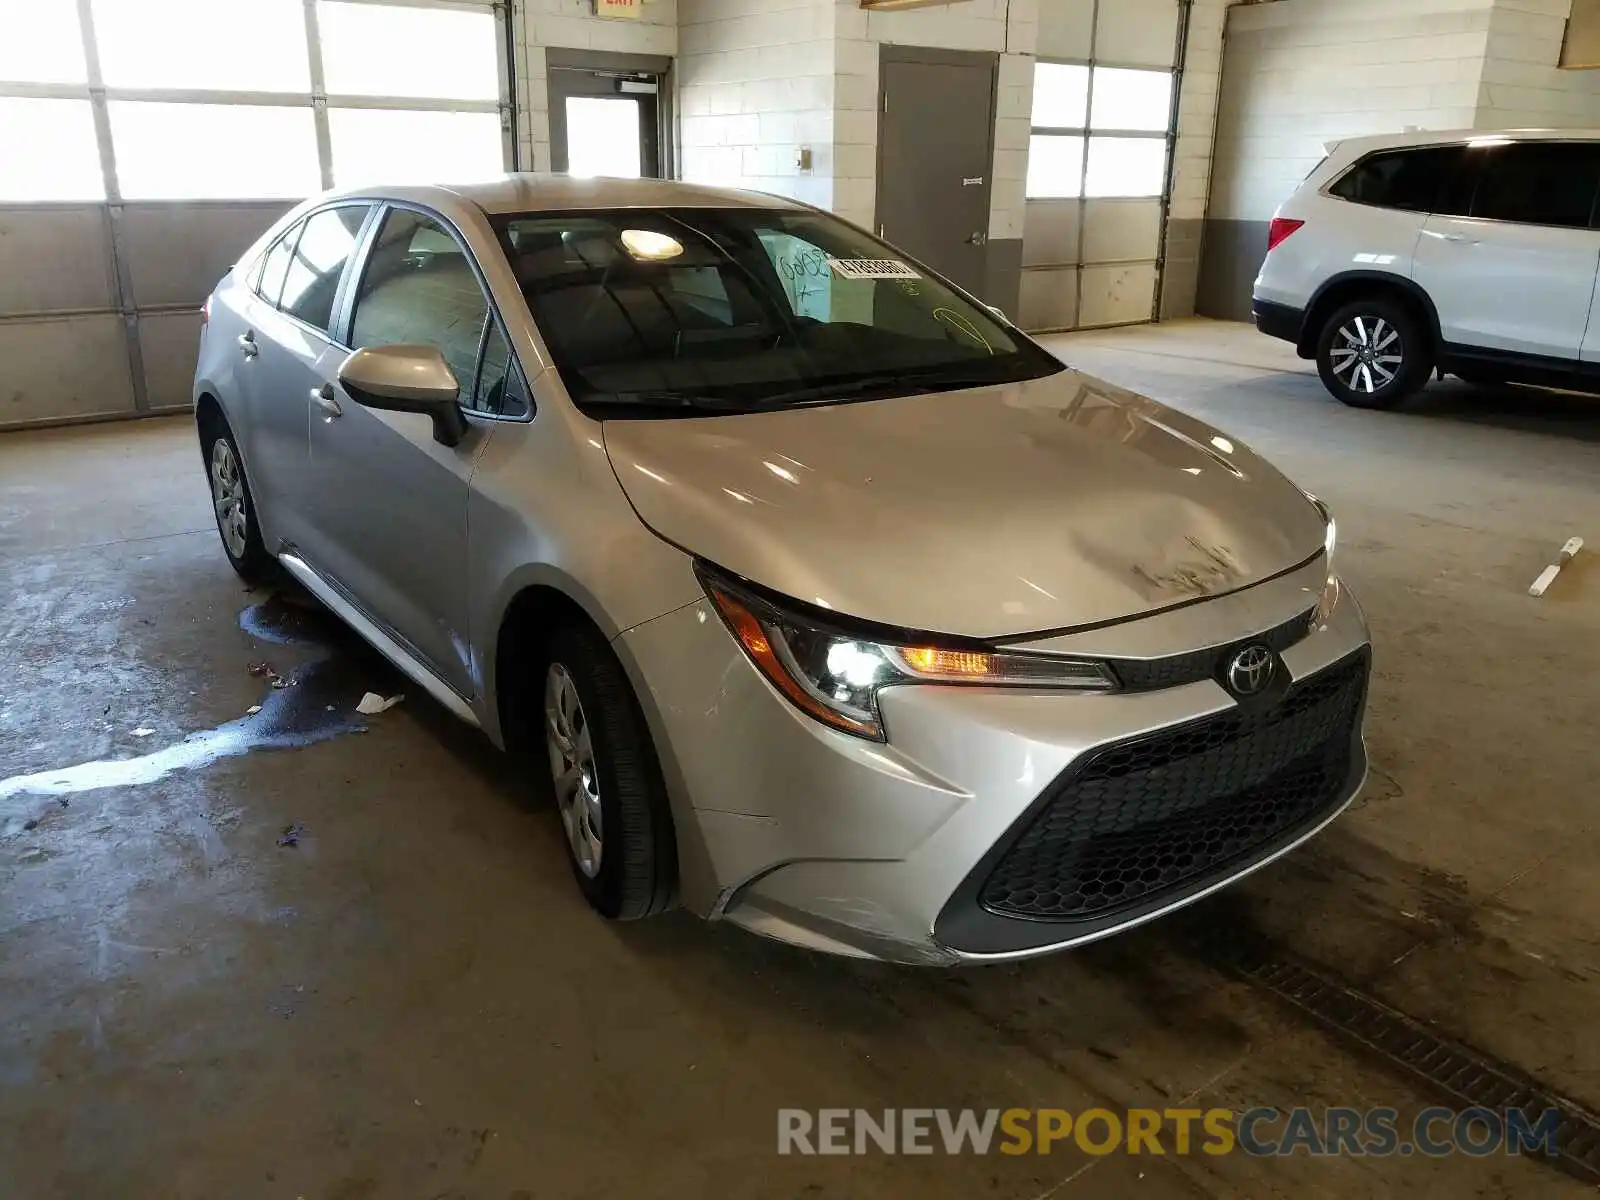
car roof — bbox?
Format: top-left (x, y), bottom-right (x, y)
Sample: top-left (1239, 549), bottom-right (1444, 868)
top-left (316, 173), bottom-right (809, 215)
top-left (1326, 128), bottom-right (1600, 156)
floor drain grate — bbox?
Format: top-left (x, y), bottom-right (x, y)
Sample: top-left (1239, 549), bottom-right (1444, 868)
top-left (1188, 932), bottom-right (1600, 1185)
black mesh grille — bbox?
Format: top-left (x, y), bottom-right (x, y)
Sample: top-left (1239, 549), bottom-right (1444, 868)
top-left (979, 652), bottom-right (1368, 922)
top-left (1107, 607), bottom-right (1316, 693)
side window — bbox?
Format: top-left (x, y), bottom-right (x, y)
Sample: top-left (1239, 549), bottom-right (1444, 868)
top-left (256, 221), bottom-right (304, 308)
top-left (349, 208), bottom-right (490, 394)
top-left (279, 205), bottom-right (371, 335)
top-left (472, 318), bottom-right (530, 418)
top-left (1470, 142), bottom-right (1600, 229)
top-left (1329, 146), bottom-right (1466, 213)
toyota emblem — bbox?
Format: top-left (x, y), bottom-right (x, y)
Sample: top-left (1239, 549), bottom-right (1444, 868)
top-left (1226, 645), bottom-right (1275, 697)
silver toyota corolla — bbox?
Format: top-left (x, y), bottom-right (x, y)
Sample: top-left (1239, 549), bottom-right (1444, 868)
top-left (194, 176), bottom-right (1370, 965)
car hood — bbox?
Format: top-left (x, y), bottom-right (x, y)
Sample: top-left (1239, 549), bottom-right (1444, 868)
top-left (602, 368), bottom-right (1328, 638)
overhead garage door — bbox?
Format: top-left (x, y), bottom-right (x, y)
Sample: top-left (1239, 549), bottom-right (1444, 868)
top-left (1018, 0), bottom-right (1187, 332)
top-left (0, 0), bottom-right (513, 431)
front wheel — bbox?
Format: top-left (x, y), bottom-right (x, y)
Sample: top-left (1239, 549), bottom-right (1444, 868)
top-left (1315, 299), bottom-right (1431, 410)
top-left (534, 622), bottom-right (677, 920)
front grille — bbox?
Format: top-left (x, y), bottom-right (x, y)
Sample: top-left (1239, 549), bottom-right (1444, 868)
top-left (979, 651), bottom-right (1368, 922)
top-left (1107, 606), bottom-right (1316, 693)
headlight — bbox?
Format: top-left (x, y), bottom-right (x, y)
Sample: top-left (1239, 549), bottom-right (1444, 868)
top-left (697, 564), bottom-right (1115, 741)
top-left (1306, 492), bottom-right (1337, 571)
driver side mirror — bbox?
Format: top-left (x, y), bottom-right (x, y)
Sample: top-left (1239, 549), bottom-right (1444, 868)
top-left (337, 345), bottom-right (468, 447)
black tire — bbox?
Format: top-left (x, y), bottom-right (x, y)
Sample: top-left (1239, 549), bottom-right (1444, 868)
top-left (1315, 298), bottom-right (1431, 410)
top-left (199, 413), bottom-right (274, 583)
top-left (531, 621), bottom-right (676, 920)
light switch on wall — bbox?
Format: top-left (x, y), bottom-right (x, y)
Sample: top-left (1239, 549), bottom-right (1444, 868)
top-left (795, 146), bottom-right (813, 173)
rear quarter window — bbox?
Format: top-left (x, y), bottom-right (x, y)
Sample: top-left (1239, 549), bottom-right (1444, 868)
top-left (1329, 146), bottom-right (1468, 214)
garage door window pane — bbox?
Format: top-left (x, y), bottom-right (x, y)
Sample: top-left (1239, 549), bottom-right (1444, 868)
top-left (319, 2), bottom-right (499, 101)
top-left (110, 103), bottom-right (321, 200)
top-left (1032, 63), bottom-right (1089, 129)
top-left (0, 0), bottom-right (87, 84)
top-left (0, 99), bottom-right (104, 200)
top-left (281, 206), bottom-right (371, 335)
top-left (329, 108), bottom-right (504, 187)
top-left (92, 0), bottom-right (310, 91)
top-left (1026, 135), bottom-right (1085, 199)
top-left (1085, 137), bottom-right (1167, 198)
top-left (1089, 69), bottom-right (1172, 132)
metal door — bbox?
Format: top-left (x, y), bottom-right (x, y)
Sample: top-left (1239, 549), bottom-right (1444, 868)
top-left (876, 48), bottom-right (996, 299)
top-left (547, 54), bottom-right (665, 179)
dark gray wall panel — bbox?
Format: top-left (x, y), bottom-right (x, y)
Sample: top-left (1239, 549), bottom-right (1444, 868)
top-left (138, 311), bottom-right (204, 410)
top-left (1196, 218), bottom-right (1267, 322)
top-left (0, 207), bottom-right (118, 316)
top-left (120, 201), bottom-right (292, 308)
top-left (0, 316), bottom-right (137, 426)
top-left (1161, 216), bottom-right (1202, 319)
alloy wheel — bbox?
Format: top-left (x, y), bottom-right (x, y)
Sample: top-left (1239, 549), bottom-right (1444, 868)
top-left (545, 662), bottom-right (603, 878)
top-left (1328, 315), bottom-right (1404, 396)
top-left (210, 439), bottom-right (249, 559)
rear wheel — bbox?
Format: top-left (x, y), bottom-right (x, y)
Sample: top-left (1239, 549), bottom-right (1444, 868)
top-left (201, 415), bottom-right (273, 583)
top-left (1315, 298), bottom-right (1431, 410)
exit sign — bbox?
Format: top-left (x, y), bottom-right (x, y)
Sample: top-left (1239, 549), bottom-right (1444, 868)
top-left (595, 0), bottom-right (642, 18)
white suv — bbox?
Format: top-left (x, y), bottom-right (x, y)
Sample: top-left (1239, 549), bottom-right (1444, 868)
top-left (1253, 129), bottom-right (1600, 409)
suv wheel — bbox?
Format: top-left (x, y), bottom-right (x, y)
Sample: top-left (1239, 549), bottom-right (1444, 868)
top-left (1315, 299), bottom-right (1430, 410)
top-left (535, 622), bottom-right (676, 920)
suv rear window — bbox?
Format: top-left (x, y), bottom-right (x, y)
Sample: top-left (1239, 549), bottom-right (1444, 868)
top-left (1329, 146), bottom-right (1467, 213)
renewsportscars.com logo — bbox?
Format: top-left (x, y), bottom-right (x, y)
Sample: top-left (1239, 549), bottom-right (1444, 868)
top-left (777, 1106), bottom-right (1562, 1159)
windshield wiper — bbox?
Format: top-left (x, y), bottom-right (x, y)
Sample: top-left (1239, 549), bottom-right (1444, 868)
top-left (579, 389), bottom-right (756, 411)
top-left (757, 361), bottom-right (1035, 407)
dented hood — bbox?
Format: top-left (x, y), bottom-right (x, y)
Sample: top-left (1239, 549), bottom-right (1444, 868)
top-left (602, 369), bottom-right (1328, 638)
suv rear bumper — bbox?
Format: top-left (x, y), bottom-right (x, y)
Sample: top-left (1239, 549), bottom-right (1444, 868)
top-left (1253, 298), bottom-right (1305, 345)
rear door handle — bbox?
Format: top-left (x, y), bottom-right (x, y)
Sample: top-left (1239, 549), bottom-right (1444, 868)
top-left (1440, 232), bottom-right (1477, 244)
top-left (237, 331), bottom-right (258, 358)
top-left (310, 384), bottom-right (342, 419)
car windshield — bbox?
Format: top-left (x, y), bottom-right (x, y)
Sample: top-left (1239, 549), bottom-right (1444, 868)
top-left (493, 207), bottom-right (1062, 415)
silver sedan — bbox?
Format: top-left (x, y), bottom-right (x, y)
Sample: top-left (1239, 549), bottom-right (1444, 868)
top-left (193, 176), bottom-right (1369, 965)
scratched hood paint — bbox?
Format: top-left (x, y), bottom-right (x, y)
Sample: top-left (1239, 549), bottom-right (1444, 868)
top-left (602, 368), bottom-right (1329, 638)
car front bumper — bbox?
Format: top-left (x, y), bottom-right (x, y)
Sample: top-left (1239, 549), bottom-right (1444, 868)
top-left (618, 557), bottom-right (1370, 966)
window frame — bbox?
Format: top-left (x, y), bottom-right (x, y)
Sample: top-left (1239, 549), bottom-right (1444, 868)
top-left (262, 201), bottom-right (378, 342)
top-left (1325, 139), bottom-right (1600, 230)
top-left (339, 200), bottom-right (533, 424)
top-left (0, 0), bottom-right (514, 205)
top-left (1026, 57), bottom-right (1176, 201)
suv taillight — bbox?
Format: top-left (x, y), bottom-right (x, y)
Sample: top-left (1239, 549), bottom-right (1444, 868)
top-left (1267, 218), bottom-right (1305, 252)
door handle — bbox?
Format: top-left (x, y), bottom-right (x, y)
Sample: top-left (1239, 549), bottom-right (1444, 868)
top-left (237, 331), bottom-right (258, 358)
top-left (310, 384), bottom-right (342, 419)
top-left (1440, 232), bottom-right (1477, 244)
top-left (967, 232), bottom-right (988, 246)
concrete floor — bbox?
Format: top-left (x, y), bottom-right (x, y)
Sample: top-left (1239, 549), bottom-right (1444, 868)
top-left (3, 318), bottom-right (1598, 1198)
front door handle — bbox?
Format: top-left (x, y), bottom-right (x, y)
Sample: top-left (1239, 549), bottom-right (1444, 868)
top-left (310, 384), bottom-right (342, 419)
top-left (237, 331), bottom-right (258, 358)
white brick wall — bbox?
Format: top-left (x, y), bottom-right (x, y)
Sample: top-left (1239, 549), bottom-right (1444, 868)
top-left (513, 0), bottom-right (678, 171)
top-left (1208, 0), bottom-right (1496, 221)
top-left (1477, 0), bottom-right (1600, 127)
top-left (676, 0), bottom-right (837, 208)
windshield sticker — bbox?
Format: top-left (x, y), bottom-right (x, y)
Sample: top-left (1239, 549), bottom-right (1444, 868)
top-left (826, 258), bottom-right (921, 280)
